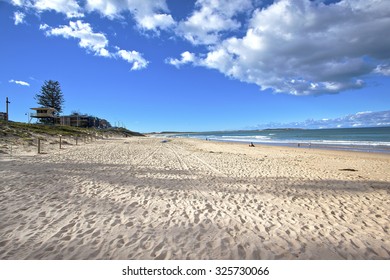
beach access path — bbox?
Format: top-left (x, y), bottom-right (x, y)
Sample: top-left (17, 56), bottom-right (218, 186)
top-left (1, 137), bottom-right (389, 259)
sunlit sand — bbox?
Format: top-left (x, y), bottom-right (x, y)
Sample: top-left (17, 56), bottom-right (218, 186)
top-left (1, 137), bottom-right (389, 259)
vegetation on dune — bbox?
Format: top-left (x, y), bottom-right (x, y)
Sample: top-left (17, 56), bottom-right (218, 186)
top-left (0, 121), bottom-right (144, 140)
top-left (106, 127), bottom-right (144, 137)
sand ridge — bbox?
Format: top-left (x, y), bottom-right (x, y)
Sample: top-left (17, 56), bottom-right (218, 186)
top-left (0, 137), bottom-right (389, 259)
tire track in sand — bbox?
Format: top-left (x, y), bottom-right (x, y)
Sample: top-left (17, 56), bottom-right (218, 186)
top-left (164, 142), bottom-right (270, 257)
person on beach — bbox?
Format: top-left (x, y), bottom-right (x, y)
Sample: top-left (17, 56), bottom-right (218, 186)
top-left (249, 142), bottom-right (255, 147)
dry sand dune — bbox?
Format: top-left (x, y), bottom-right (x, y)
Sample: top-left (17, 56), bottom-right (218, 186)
top-left (1, 137), bottom-right (389, 259)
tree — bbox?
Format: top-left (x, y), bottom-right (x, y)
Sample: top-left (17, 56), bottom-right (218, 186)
top-left (35, 80), bottom-right (64, 114)
top-left (35, 80), bottom-right (65, 123)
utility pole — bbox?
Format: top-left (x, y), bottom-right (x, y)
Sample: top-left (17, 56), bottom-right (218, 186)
top-left (6, 97), bottom-right (10, 122)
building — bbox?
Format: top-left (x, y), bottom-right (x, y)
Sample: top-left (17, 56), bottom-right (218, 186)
top-left (0, 112), bottom-right (7, 121)
top-left (29, 107), bottom-right (111, 128)
top-left (59, 114), bottom-right (88, 127)
top-left (59, 114), bottom-right (111, 128)
top-left (30, 107), bottom-right (57, 123)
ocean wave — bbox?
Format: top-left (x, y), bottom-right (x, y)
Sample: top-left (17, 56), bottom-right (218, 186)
top-left (221, 135), bottom-right (271, 140)
top-left (303, 139), bottom-right (390, 147)
top-left (199, 136), bottom-right (390, 147)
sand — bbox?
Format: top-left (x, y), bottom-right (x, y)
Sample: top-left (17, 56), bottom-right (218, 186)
top-left (0, 137), bottom-right (389, 259)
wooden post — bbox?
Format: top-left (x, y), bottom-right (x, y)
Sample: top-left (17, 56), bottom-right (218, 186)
top-left (38, 139), bottom-right (41, 154)
top-left (6, 97), bottom-right (10, 122)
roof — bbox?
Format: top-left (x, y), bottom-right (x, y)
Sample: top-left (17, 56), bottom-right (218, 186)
top-left (60, 114), bottom-right (90, 118)
top-left (30, 107), bottom-right (56, 111)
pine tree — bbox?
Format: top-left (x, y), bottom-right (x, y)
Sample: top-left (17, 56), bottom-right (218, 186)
top-left (35, 80), bottom-right (65, 119)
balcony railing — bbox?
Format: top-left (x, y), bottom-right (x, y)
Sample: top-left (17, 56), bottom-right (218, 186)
top-left (30, 113), bottom-right (56, 118)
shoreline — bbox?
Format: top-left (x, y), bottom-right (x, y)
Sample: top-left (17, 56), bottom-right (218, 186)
top-left (1, 137), bottom-right (389, 259)
top-left (157, 135), bottom-right (390, 157)
top-left (155, 126), bottom-right (390, 155)
top-left (181, 137), bottom-right (390, 162)
top-left (217, 139), bottom-right (390, 154)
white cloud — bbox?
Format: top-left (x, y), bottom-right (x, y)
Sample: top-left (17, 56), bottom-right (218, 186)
top-left (177, 0), bottom-right (253, 45)
top-left (116, 50), bottom-right (149, 71)
top-left (166, 51), bottom-right (196, 68)
top-left (13, 11), bottom-right (25, 25)
top-left (253, 111), bottom-right (390, 129)
top-left (42, 20), bottom-right (149, 70)
top-left (10, 0), bottom-right (84, 18)
top-left (10, 0), bottom-right (174, 31)
top-left (85, 0), bottom-right (125, 19)
top-left (7, 0), bottom-right (390, 91)
top-left (9, 79), bottom-right (30, 86)
top-left (138, 13), bottom-right (175, 31)
top-left (85, 0), bottom-right (175, 31)
top-left (171, 0), bottom-right (390, 95)
top-left (10, 0), bottom-right (22, 5)
top-left (39, 23), bottom-right (49, 30)
top-left (44, 20), bottom-right (110, 57)
top-left (34, 0), bottom-right (84, 18)
top-left (375, 64), bottom-right (390, 76)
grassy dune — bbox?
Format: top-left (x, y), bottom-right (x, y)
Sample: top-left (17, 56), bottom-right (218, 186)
top-left (0, 121), bottom-right (144, 155)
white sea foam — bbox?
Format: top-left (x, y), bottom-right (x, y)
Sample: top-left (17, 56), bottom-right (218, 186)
top-left (172, 128), bottom-right (390, 153)
top-left (193, 135), bottom-right (390, 147)
top-left (221, 135), bottom-right (271, 140)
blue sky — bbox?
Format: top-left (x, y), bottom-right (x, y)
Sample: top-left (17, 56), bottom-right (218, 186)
top-left (1, 0), bottom-right (390, 132)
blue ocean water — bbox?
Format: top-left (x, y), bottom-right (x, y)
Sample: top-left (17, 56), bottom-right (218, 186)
top-left (169, 127), bottom-right (390, 153)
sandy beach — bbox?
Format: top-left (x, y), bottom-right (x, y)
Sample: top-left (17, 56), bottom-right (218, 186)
top-left (1, 137), bottom-right (389, 259)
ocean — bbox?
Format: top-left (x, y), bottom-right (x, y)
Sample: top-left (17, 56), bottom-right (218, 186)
top-left (167, 127), bottom-right (390, 153)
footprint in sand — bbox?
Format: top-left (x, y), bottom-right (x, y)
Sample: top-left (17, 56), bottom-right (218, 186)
top-left (111, 219), bottom-right (121, 227)
top-left (125, 221), bottom-right (134, 227)
top-left (151, 241), bottom-right (164, 258)
top-left (116, 236), bottom-right (125, 248)
top-left (194, 212), bottom-right (200, 224)
top-left (62, 235), bottom-right (71, 241)
top-left (155, 250), bottom-right (167, 260)
top-left (237, 244), bottom-right (246, 259)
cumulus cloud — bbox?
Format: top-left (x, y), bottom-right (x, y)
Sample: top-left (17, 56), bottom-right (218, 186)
top-left (170, 0), bottom-right (390, 95)
top-left (139, 13), bottom-right (175, 31)
top-left (34, 0), bottom-right (84, 18)
top-left (39, 23), bottom-right (49, 30)
top-left (44, 20), bottom-right (110, 57)
top-left (177, 0), bottom-right (253, 45)
top-left (7, 0), bottom-right (390, 90)
top-left (9, 79), bottom-right (30, 86)
top-left (85, 0), bottom-right (175, 31)
top-left (116, 50), bottom-right (149, 71)
top-left (10, 0), bottom-right (175, 31)
top-left (13, 11), bottom-right (25, 25)
top-left (42, 20), bottom-right (149, 70)
top-left (166, 51), bottom-right (196, 68)
top-left (10, 0), bottom-right (84, 18)
top-left (375, 64), bottom-right (390, 76)
top-left (254, 111), bottom-right (390, 129)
